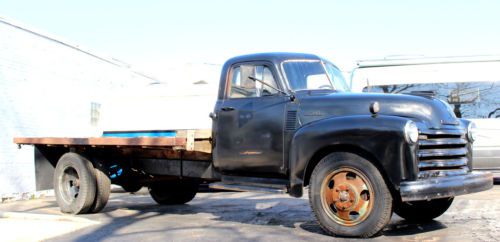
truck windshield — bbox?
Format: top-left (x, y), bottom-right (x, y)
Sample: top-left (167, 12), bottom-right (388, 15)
top-left (282, 60), bottom-right (349, 92)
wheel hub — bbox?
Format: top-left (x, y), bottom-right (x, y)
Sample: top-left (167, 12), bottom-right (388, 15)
top-left (61, 167), bottom-right (80, 202)
top-left (334, 185), bottom-right (356, 210)
top-left (321, 168), bottom-right (374, 226)
top-left (339, 191), bottom-right (349, 202)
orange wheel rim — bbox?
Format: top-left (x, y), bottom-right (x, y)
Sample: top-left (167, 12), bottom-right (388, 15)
top-left (320, 167), bottom-right (374, 226)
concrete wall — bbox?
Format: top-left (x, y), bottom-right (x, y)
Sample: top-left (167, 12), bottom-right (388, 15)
top-left (0, 17), bottom-right (152, 195)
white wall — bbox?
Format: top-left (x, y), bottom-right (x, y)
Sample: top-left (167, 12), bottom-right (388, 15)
top-left (0, 18), bottom-right (151, 195)
top-left (101, 62), bottom-right (222, 132)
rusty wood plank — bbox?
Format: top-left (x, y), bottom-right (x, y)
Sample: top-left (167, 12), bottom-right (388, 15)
top-left (195, 129), bottom-right (212, 139)
top-left (183, 150), bottom-right (212, 161)
top-left (13, 137), bottom-right (187, 147)
top-left (194, 140), bottom-right (212, 153)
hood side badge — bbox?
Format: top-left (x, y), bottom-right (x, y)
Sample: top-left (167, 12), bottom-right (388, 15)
top-left (441, 119), bottom-right (460, 125)
top-left (370, 102), bottom-right (380, 117)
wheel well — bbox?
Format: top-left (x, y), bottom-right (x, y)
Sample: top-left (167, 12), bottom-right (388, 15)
top-left (302, 145), bottom-right (396, 197)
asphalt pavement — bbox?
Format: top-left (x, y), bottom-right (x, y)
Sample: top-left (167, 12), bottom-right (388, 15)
top-left (1, 186), bottom-right (499, 242)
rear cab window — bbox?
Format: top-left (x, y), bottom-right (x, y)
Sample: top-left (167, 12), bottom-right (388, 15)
top-left (227, 64), bottom-right (279, 99)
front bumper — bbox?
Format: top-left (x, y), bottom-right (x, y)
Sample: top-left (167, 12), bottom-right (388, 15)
top-left (400, 171), bottom-right (493, 202)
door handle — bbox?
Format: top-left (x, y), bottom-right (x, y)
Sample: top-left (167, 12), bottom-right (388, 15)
top-left (221, 107), bottom-right (235, 111)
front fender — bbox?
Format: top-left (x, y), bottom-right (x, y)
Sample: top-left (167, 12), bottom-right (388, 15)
top-left (288, 115), bottom-right (418, 197)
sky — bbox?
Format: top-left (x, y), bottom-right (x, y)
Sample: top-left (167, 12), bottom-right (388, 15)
top-left (1, 0), bottom-right (500, 80)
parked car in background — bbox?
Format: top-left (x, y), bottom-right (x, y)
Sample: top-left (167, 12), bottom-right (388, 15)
top-left (351, 56), bottom-right (500, 180)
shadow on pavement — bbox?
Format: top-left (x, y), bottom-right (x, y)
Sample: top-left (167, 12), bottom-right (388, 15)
top-left (383, 220), bottom-right (447, 236)
top-left (298, 218), bottom-right (447, 238)
top-left (42, 191), bottom-right (447, 241)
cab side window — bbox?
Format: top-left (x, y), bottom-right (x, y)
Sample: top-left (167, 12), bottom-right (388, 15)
top-left (228, 65), bottom-right (279, 98)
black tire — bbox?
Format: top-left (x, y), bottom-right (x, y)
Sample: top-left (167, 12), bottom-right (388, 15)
top-left (121, 182), bottom-right (143, 193)
top-left (88, 168), bottom-right (111, 213)
top-left (149, 180), bottom-right (198, 205)
top-left (54, 152), bottom-right (97, 214)
top-left (394, 197), bottom-right (454, 222)
top-left (309, 152), bottom-right (393, 238)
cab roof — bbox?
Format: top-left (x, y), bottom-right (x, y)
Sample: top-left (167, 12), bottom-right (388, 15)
top-left (225, 52), bottom-right (323, 65)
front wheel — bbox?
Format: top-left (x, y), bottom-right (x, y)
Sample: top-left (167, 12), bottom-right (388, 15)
top-left (394, 197), bottom-right (454, 222)
top-left (309, 152), bottom-right (393, 237)
top-left (149, 180), bottom-right (198, 205)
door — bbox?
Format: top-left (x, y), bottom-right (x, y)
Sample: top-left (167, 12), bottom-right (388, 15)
top-left (214, 63), bottom-right (288, 176)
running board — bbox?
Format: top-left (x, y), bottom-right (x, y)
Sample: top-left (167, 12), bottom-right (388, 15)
top-left (209, 182), bottom-right (287, 194)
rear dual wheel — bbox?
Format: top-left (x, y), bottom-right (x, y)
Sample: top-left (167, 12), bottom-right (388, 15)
top-left (54, 153), bottom-right (110, 214)
top-left (149, 180), bottom-right (199, 205)
top-left (309, 152), bottom-right (393, 237)
top-left (121, 182), bottom-right (143, 193)
top-left (89, 167), bottom-right (111, 213)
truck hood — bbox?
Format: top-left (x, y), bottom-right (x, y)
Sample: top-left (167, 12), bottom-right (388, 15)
top-left (295, 91), bottom-right (459, 129)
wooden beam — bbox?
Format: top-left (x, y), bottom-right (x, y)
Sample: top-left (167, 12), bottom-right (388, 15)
top-left (176, 129), bottom-right (211, 139)
top-left (185, 130), bottom-right (195, 151)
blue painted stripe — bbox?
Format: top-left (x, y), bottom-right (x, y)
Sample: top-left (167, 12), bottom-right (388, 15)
top-left (102, 131), bottom-right (177, 138)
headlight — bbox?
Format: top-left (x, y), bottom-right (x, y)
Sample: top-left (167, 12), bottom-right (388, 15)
top-left (467, 122), bottom-right (477, 142)
top-left (404, 121), bottom-right (419, 143)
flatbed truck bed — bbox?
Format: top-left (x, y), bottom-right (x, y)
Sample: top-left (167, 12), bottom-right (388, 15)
top-left (15, 129), bottom-right (212, 153)
top-left (15, 129), bottom-right (214, 192)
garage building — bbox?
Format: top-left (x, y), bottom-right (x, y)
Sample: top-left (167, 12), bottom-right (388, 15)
top-left (0, 17), bottom-right (153, 197)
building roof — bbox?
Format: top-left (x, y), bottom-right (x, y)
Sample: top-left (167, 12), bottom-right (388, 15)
top-left (0, 15), bottom-right (156, 81)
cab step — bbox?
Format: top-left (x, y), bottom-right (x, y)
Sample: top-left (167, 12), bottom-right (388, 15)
top-left (209, 182), bottom-right (287, 194)
top-left (209, 175), bottom-right (289, 194)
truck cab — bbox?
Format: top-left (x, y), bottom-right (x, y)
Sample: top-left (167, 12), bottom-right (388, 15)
top-left (210, 53), bottom-right (492, 236)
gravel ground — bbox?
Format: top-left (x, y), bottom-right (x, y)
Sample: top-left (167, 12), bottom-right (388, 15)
top-left (0, 186), bottom-right (499, 242)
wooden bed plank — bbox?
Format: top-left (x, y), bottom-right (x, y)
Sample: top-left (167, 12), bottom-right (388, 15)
top-left (13, 137), bottom-right (187, 147)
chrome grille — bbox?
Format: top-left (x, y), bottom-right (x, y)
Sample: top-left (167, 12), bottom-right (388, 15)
top-left (417, 129), bottom-right (469, 179)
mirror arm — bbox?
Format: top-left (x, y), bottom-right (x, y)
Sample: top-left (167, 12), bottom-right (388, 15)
top-left (248, 76), bottom-right (294, 100)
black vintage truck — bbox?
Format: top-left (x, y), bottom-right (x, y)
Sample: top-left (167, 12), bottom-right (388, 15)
top-left (15, 53), bottom-right (493, 237)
